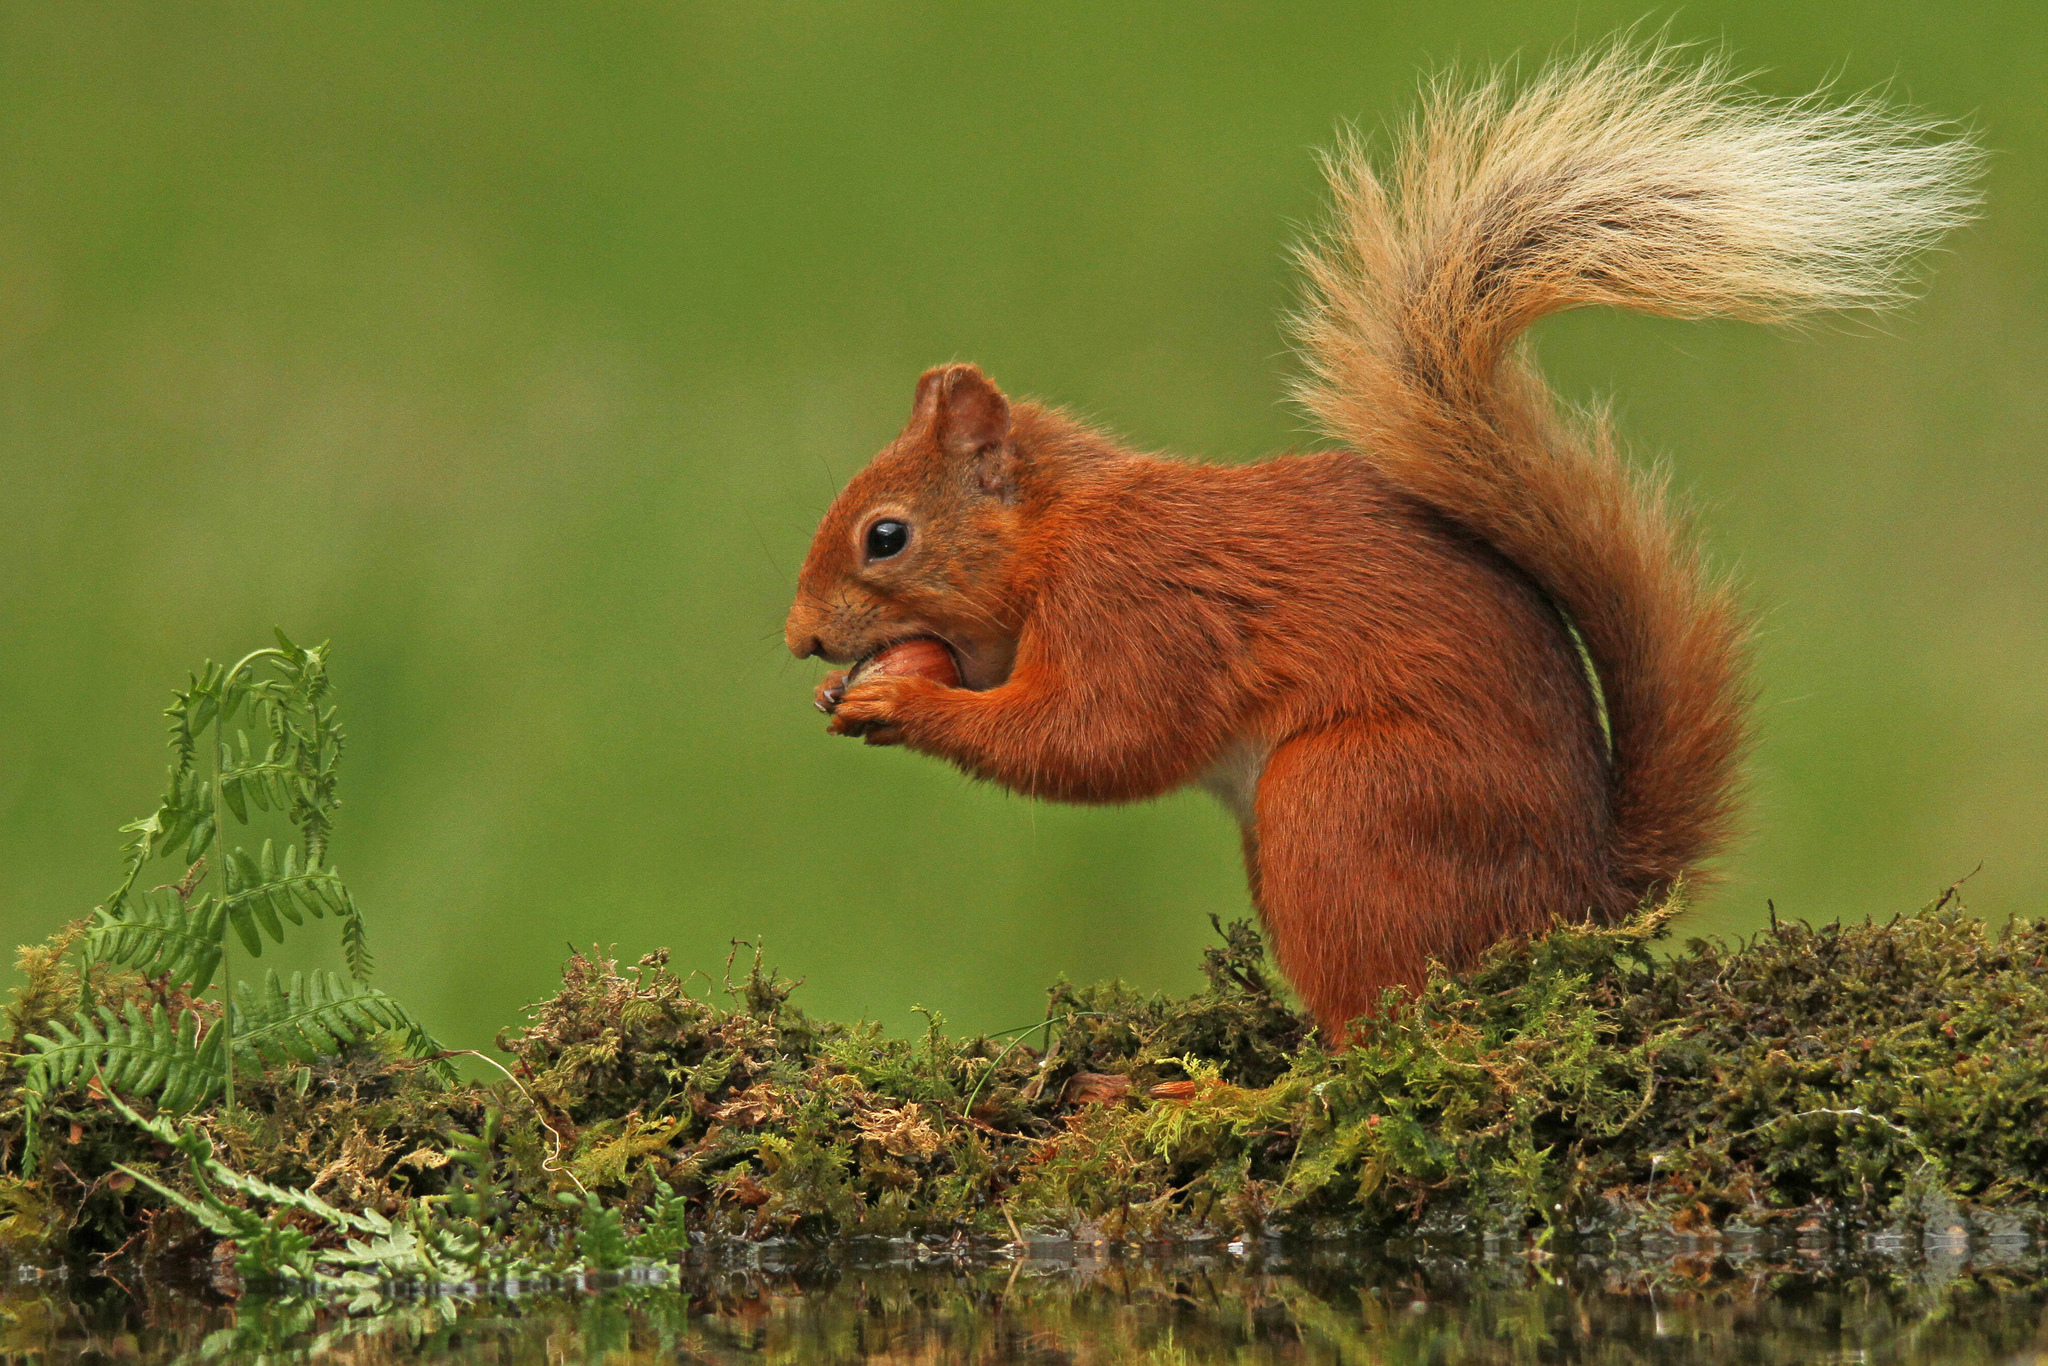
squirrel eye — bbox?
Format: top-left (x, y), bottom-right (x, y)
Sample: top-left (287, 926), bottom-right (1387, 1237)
top-left (865, 519), bottom-right (910, 561)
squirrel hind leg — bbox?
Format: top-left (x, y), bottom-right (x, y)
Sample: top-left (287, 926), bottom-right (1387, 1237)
top-left (1248, 719), bottom-right (1611, 1039)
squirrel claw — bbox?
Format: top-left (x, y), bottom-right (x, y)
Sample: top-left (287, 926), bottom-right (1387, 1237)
top-left (813, 670), bottom-right (850, 715)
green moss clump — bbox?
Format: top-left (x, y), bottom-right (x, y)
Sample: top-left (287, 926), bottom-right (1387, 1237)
top-left (1, 895), bottom-right (2044, 1287)
top-left (1623, 905), bottom-right (2048, 1222)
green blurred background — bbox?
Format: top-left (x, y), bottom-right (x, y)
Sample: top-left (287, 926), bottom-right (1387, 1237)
top-left (0, 3), bottom-right (2041, 1051)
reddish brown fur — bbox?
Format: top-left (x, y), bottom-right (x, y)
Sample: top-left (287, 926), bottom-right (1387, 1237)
top-left (782, 49), bottom-right (1976, 1037)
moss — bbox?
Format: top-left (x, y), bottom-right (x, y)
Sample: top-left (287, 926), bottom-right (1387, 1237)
top-left (2, 895), bottom-right (2045, 1288)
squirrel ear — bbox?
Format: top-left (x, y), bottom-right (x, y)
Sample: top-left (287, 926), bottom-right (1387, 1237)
top-left (914, 364), bottom-right (1015, 496)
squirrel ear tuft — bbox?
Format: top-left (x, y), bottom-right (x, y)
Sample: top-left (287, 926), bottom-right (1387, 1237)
top-left (914, 364), bottom-right (1015, 495)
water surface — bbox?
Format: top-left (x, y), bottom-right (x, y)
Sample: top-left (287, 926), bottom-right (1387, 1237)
top-left (8, 1238), bottom-right (2045, 1364)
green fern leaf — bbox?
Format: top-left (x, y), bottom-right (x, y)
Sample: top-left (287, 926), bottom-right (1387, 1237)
top-left (340, 891), bottom-right (374, 984)
top-left (218, 732), bottom-right (298, 823)
top-left (24, 1001), bottom-right (224, 1117)
top-left (81, 892), bottom-right (226, 993)
top-left (111, 1091), bottom-right (384, 1236)
top-left (233, 970), bottom-right (449, 1077)
top-left (221, 840), bottom-right (348, 955)
top-left (105, 768), bottom-right (215, 915)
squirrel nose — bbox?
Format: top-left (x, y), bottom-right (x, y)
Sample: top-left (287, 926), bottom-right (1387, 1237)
top-left (794, 635), bottom-right (824, 660)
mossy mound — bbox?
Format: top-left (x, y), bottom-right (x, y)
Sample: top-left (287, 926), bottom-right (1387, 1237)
top-left (2, 899), bottom-right (2044, 1288)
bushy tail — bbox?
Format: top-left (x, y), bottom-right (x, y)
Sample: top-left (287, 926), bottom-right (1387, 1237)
top-left (1293, 43), bottom-right (1980, 905)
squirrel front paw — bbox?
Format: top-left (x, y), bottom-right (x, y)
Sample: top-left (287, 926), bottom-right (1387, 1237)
top-left (813, 669), bottom-right (850, 714)
top-left (827, 673), bottom-right (938, 746)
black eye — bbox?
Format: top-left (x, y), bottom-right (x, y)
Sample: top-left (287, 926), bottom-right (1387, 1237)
top-left (865, 519), bottom-right (910, 560)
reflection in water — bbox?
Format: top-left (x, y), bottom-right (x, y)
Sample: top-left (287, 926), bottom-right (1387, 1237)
top-left (4, 1238), bottom-right (2046, 1364)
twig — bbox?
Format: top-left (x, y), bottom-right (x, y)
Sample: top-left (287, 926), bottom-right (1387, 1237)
top-left (442, 1049), bottom-right (588, 1196)
top-left (1932, 863), bottom-right (1984, 914)
top-left (948, 1109), bottom-right (1050, 1145)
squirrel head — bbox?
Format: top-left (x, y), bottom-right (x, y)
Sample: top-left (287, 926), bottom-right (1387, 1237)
top-left (785, 363), bottom-right (1031, 690)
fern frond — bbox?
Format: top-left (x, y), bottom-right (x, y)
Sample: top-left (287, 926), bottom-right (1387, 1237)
top-left (110, 1092), bottom-right (476, 1284)
top-left (217, 731), bottom-right (299, 823)
top-left (24, 1002), bottom-right (223, 1115)
top-left (105, 768), bottom-right (215, 915)
top-left (115, 1163), bottom-right (264, 1243)
top-left (260, 631), bottom-right (344, 863)
top-left (233, 971), bottom-right (450, 1078)
top-left (221, 840), bottom-right (349, 955)
top-left (50, 632), bottom-right (410, 1148)
top-left (340, 892), bottom-right (374, 984)
top-left (112, 1091), bottom-right (385, 1235)
top-left (81, 892), bottom-right (226, 993)
top-left (22, 969), bottom-right (449, 1172)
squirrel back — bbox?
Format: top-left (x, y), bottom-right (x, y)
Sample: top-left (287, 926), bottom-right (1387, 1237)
top-left (1291, 44), bottom-right (1980, 904)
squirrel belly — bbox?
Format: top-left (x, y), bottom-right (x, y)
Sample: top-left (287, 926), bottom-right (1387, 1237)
top-left (783, 43), bottom-right (1979, 1037)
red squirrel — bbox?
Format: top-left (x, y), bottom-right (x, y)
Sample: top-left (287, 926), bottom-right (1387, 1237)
top-left (783, 47), bottom-right (1978, 1036)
